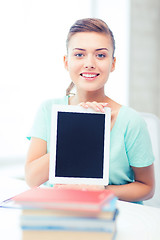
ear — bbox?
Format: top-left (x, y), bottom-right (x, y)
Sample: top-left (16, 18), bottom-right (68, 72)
top-left (111, 57), bottom-right (116, 72)
top-left (64, 55), bottom-right (68, 71)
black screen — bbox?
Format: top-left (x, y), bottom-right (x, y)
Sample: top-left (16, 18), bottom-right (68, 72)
top-left (55, 112), bottom-right (105, 178)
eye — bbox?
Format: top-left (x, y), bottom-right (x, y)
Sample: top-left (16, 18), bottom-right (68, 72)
top-left (97, 53), bottom-right (106, 58)
top-left (74, 53), bottom-right (84, 58)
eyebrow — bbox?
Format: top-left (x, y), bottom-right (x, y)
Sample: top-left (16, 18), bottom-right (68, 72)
top-left (73, 48), bottom-right (109, 52)
top-left (73, 48), bottom-right (85, 51)
top-left (96, 48), bottom-right (109, 52)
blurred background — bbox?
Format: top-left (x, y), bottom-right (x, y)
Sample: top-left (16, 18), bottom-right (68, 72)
top-left (0, 0), bottom-right (159, 178)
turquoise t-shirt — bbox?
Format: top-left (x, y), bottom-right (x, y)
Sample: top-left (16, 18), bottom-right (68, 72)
top-left (27, 96), bottom-right (154, 191)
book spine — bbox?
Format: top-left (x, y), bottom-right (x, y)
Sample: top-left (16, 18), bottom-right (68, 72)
top-left (20, 216), bottom-right (115, 229)
top-left (21, 225), bottom-right (115, 233)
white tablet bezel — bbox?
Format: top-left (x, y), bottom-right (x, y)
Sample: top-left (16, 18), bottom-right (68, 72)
top-left (49, 105), bottom-right (111, 186)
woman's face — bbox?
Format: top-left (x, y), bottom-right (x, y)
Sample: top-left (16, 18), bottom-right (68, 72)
top-left (64, 32), bottom-right (116, 93)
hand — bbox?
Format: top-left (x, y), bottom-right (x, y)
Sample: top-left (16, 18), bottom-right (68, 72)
top-left (79, 101), bottom-right (108, 113)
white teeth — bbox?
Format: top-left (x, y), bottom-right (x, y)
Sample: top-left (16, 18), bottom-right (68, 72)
top-left (81, 73), bottom-right (98, 78)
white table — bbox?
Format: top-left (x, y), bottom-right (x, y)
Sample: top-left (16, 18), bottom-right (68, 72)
top-left (116, 200), bottom-right (160, 240)
top-left (0, 177), bottom-right (160, 240)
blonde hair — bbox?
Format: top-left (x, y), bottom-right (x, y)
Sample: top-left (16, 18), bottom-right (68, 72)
top-left (65, 18), bottom-right (115, 96)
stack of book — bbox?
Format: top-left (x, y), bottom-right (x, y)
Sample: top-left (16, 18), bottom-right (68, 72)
top-left (7, 187), bottom-right (119, 240)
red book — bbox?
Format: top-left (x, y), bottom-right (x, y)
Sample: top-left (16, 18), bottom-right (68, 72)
top-left (12, 187), bottom-right (114, 212)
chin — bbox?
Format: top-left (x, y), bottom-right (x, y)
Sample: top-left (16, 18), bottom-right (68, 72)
top-left (80, 85), bottom-right (104, 92)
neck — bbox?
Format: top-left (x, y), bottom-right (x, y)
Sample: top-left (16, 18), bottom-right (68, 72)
top-left (70, 89), bottom-right (108, 105)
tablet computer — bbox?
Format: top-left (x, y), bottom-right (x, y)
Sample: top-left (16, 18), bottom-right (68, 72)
top-left (49, 105), bottom-right (111, 186)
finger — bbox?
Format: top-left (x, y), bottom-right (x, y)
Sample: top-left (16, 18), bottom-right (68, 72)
top-left (79, 102), bottom-right (88, 108)
top-left (92, 102), bottom-right (106, 113)
top-left (96, 103), bottom-right (105, 113)
top-left (100, 102), bottom-right (108, 107)
top-left (85, 102), bottom-right (104, 112)
top-left (85, 102), bottom-right (100, 112)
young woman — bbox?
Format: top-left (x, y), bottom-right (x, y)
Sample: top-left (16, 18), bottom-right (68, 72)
top-left (25, 18), bottom-right (155, 203)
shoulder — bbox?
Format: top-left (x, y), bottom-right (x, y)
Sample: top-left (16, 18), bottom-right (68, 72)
top-left (120, 105), bottom-right (141, 119)
top-left (120, 106), bottom-right (150, 149)
top-left (115, 105), bottom-right (149, 144)
top-left (27, 96), bottom-right (68, 141)
top-left (119, 106), bottom-right (146, 129)
top-left (38, 96), bottom-right (68, 111)
top-left (33, 96), bottom-right (69, 122)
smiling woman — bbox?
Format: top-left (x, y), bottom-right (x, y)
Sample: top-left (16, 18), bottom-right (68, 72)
top-left (25, 18), bottom-right (155, 205)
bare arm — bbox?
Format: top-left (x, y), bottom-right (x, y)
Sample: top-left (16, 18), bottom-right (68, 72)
top-left (25, 137), bottom-right (50, 188)
top-left (106, 164), bottom-right (155, 202)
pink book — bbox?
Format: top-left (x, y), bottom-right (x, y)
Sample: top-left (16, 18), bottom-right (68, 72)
top-left (12, 187), bottom-right (114, 212)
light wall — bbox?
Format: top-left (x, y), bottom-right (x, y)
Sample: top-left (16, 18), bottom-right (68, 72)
top-left (129, 0), bottom-right (160, 118)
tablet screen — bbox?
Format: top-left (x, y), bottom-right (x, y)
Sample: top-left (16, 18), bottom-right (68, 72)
top-left (49, 105), bottom-right (111, 186)
top-left (56, 112), bottom-right (105, 178)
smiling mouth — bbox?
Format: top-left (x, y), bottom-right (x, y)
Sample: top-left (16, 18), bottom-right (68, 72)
top-left (80, 73), bottom-right (100, 78)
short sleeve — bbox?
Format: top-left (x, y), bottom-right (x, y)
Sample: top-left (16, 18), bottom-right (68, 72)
top-left (27, 101), bottom-right (50, 142)
top-left (27, 96), bottom-right (68, 143)
top-left (125, 113), bottom-right (154, 167)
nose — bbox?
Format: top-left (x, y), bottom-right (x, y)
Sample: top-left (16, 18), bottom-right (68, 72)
top-left (84, 55), bottom-right (95, 69)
